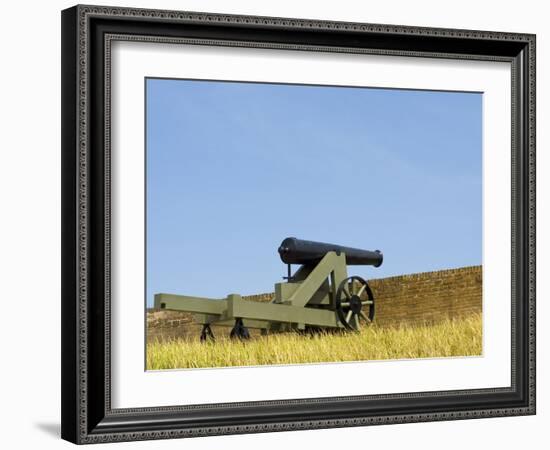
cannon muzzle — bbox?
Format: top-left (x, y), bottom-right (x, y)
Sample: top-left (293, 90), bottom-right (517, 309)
top-left (278, 237), bottom-right (383, 267)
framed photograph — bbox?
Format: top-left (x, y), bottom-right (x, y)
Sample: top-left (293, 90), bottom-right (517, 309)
top-left (61, 4), bottom-right (536, 444)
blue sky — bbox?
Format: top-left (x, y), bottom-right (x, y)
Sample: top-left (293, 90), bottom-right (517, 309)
top-left (146, 78), bottom-right (482, 306)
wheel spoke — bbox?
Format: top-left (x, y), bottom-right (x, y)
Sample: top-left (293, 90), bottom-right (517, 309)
top-left (354, 314), bottom-right (361, 330)
top-left (360, 311), bottom-right (371, 323)
top-left (340, 302), bottom-right (350, 307)
top-left (346, 310), bottom-right (353, 324)
top-left (357, 284), bottom-right (366, 297)
top-left (361, 300), bottom-right (374, 305)
top-left (342, 287), bottom-right (351, 299)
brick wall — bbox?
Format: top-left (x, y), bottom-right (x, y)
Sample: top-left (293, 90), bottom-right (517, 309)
top-left (370, 265), bottom-right (482, 327)
top-left (147, 265), bottom-right (482, 340)
top-left (241, 266), bottom-right (483, 327)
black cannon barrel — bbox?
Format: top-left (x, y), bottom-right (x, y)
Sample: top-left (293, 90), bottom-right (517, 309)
top-left (278, 237), bottom-right (383, 267)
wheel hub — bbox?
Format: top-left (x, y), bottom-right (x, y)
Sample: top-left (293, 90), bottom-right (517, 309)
top-left (349, 295), bottom-right (362, 314)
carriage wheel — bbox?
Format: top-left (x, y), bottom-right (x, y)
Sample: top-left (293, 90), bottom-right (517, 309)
top-left (335, 276), bottom-right (375, 331)
top-left (230, 318), bottom-right (250, 340)
top-left (199, 324), bottom-right (215, 342)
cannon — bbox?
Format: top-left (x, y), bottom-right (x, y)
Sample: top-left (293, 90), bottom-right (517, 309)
top-left (154, 237), bottom-right (383, 341)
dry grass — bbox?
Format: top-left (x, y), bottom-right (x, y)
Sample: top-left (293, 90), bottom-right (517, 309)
top-left (146, 314), bottom-right (482, 370)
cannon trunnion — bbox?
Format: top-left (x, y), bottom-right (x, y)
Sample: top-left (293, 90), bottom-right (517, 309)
top-left (154, 237), bottom-right (383, 340)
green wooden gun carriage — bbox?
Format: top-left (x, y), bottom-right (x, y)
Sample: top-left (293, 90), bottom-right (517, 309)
top-left (154, 237), bottom-right (383, 340)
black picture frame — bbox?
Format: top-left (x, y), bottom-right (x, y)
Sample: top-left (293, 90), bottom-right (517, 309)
top-left (61, 4), bottom-right (536, 444)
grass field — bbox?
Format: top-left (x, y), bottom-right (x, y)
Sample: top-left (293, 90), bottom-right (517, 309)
top-left (146, 314), bottom-right (482, 370)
